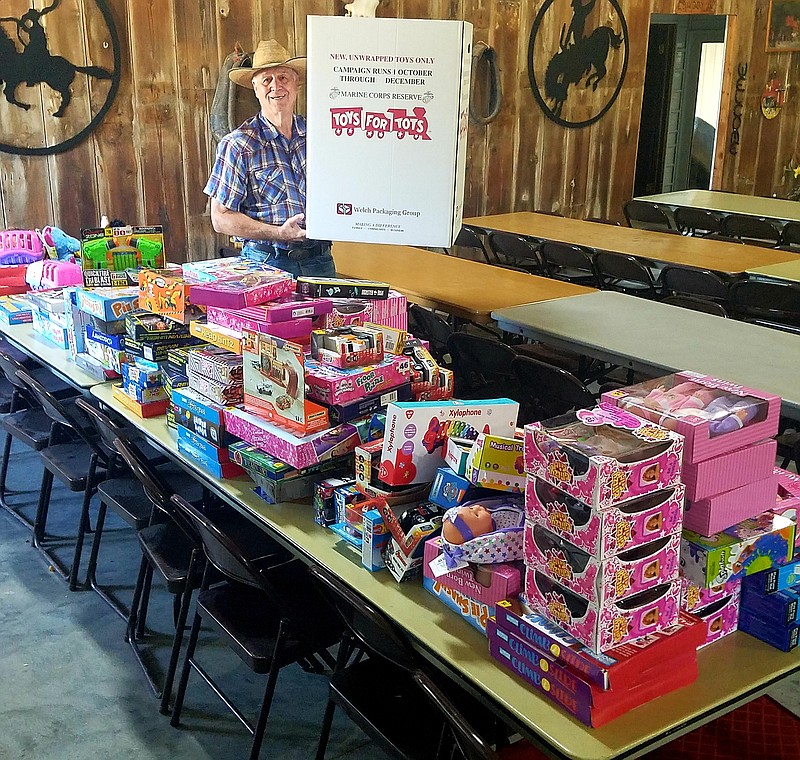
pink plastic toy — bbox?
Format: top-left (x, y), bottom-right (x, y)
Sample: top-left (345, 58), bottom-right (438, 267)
top-left (25, 260), bottom-right (84, 290)
top-left (0, 230), bottom-right (45, 265)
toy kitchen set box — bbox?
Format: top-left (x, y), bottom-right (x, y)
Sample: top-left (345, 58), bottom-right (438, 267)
top-left (306, 16), bottom-right (472, 247)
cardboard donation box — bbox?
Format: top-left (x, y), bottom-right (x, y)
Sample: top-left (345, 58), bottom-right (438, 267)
top-left (306, 16), bottom-right (472, 247)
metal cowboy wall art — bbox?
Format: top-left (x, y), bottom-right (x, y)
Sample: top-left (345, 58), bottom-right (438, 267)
top-left (0, 0), bottom-right (120, 156)
top-left (528, 0), bottom-right (629, 129)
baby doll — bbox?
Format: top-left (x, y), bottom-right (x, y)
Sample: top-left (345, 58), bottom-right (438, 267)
top-left (636, 381), bottom-right (717, 415)
top-left (702, 394), bottom-right (762, 437)
top-left (440, 496), bottom-right (525, 570)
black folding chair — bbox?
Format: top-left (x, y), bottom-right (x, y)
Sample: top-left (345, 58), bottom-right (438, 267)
top-left (16, 370), bottom-right (111, 590)
top-left (780, 221), bottom-right (800, 249)
top-left (674, 207), bottom-right (725, 236)
top-left (511, 355), bottom-right (597, 422)
top-left (407, 303), bottom-right (455, 366)
top-left (74, 397), bottom-right (203, 621)
top-left (309, 563), bottom-right (506, 760)
top-left (169, 495), bottom-right (340, 759)
top-left (729, 279), bottom-right (800, 328)
top-left (661, 266), bottom-right (730, 304)
top-left (662, 295), bottom-right (729, 317)
top-left (593, 251), bottom-right (663, 299)
top-left (445, 333), bottom-right (520, 400)
top-left (721, 214), bottom-right (783, 247)
top-left (451, 225), bottom-right (492, 263)
top-left (539, 241), bottom-right (599, 287)
top-left (487, 232), bottom-right (543, 274)
top-left (623, 200), bottom-right (672, 232)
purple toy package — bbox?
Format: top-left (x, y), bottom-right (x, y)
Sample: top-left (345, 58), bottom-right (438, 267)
top-left (524, 406), bottom-right (683, 510)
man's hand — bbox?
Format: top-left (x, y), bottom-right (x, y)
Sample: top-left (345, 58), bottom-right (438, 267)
top-left (279, 213), bottom-right (307, 243)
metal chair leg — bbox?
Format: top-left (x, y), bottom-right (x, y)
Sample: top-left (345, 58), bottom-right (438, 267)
top-left (249, 620), bottom-right (288, 760)
top-left (69, 455), bottom-right (98, 590)
top-left (170, 607), bottom-right (204, 727)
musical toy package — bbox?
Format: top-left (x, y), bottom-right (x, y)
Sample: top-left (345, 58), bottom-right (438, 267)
top-left (526, 477), bottom-right (684, 560)
top-left (525, 569), bottom-right (682, 653)
top-left (524, 406), bottom-right (684, 510)
top-left (75, 286), bottom-right (139, 322)
top-left (680, 511), bottom-right (795, 588)
top-left (224, 407), bottom-right (367, 469)
top-left (601, 372), bottom-right (781, 464)
top-left (423, 536), bottom-right (521, 605)
top-left (138, 269), bottom-right (206, 324)
top-left (304, 355), bottom-right (412, 406)
top-left (493, 600), bottom-right (705, 691)
top-left (380, 399), bottom-right (519, 486)
top-left (242, 331), bottom-right (329, 435)
top-left (465, 433), bottom-right (525, 492)
top-left (524, 523), bottom-right (681, 605)
top-left (188, 270), bottom-right (294, 310)
top-left (323, 291), bottom-right (408, 330)
top-left (81, 225), bottom-right (165, 288)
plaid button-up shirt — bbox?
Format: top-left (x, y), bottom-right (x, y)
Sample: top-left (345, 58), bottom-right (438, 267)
top-left (204, 113), bottom-right (307, 248)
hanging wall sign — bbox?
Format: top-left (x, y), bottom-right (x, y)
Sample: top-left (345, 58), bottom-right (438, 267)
top-left (729, 63), bottom-right (747, 154)
top-left (761, 71), bottom-right (786, 119)
top-left (0, 0), bottom-right (120, 156)
top-left (528, 0), bottom-right (628, 129)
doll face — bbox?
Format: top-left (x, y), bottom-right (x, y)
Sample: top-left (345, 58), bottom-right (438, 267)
top-left (442, 504), bottom-right (495, 544)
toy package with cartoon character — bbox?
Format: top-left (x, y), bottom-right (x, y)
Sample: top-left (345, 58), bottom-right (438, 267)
top-left (138, 269), bottom-right (206, 324)
top-left (380, 399), bottom-right (519, 486)
top-left (524, 406), bottom-right (684, 510)
top-left (602, 371), bottom-right (781, 463)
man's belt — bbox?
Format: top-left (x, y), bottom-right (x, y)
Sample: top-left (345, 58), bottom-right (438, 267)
top-left (247, 241), bottom-right (330, 261)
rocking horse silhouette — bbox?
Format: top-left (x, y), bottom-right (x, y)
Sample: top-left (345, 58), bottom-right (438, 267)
top-left (0, 0), bottom-right (112, 117)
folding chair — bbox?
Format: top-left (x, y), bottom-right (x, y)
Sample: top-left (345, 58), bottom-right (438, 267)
top-left (662, 295), bottom-right (729, 317)
top-left (406, 303), bottom-right (455, 366)
top-left (510, 355), bottom-right (597, 422)
top-left (721, 214), bottom-right (783, 247)
top-left (539, 242), bottom-right (599, 287)
top-left (487, 232), bottom-right (543, 274)
top-left (623, 200), bottom-right (672, 232)
top-left (729, 279), bottom-right (800, 328)
top-left (169, 495), bottom-right (340, 759)
top-left (660, 266), bottom-right (730, 304)
top-left (673, 207), bottom-right (724, 236)
top-left (451, 225), bottom-right (492, 263)
top-left (593, 251), bottom-right (663, 299)
top-left (445, 333), bottom-right (520, 400)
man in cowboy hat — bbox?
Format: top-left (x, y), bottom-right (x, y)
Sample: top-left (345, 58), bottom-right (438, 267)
top-left (204, 39), bottom-right (336, 277)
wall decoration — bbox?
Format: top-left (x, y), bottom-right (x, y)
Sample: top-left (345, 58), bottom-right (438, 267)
top-left (527, 0), bottom-right (628, 129)
top-left (0, 0), bottom-right (120, 156)
top-left (766, 1), bottom-right (800, 52)
top-left (761, 71), bottom-right (787, 119)
top-left (729, 63), bottom-right (747, 155)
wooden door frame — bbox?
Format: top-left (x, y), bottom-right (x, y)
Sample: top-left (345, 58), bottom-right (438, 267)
top-left (711, 14), bottom-right (737, 189)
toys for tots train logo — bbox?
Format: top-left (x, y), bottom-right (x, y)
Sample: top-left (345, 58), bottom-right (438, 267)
top-left (0, 0), bottom-right (120, 155)
top-left (528, 0), bottom-right (628, 128)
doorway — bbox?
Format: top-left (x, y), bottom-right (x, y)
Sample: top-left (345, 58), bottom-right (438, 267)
top-left (634, 14), bottom-right (727, 197)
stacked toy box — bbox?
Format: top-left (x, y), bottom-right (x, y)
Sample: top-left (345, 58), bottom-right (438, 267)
top-left (602, 372), bottom-right (795, 647)
top-left (521, 405), bottom-right (686, 653)
top-left (28, 288), bottom-right (69, 349)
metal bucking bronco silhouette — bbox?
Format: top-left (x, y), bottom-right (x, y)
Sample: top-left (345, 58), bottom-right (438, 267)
top-left (0, 0), bottom-right (120, 155)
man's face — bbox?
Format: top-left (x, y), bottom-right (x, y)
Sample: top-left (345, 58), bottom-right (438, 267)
top-left (253, 66), bottom-right (299, 115)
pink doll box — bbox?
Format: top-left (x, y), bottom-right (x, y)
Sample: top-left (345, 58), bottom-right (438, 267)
top-left (423, 536), bottom-right (522, 605)
top-left (692, 587), bottom-right (741, 648)
top-left (681, 438), bottom-right (777, 502)
top-left (773, 467), bottom-right (800, 550)
top-left (223, 407), bottom-right (365, 470)
top-left (465, 432), bottom-right (526, 492)
top-left (323, 290), bottom-right (408, 331)
top-left (524, 568), bottom-right (681, 653)
top-left (524, 406), bottom-right (683, 510)
top-left (601, 372), bottom-right (780, 464)
top-left (683, 471), bottom-right (780, 536)
top-left (680, 511), bottom-right (795, 588)
top-left (380, 399), bottom-right (520, 486)
top-left (206, 307), bottom-right (313, 343)
top-left (525, 476), bottom-right (684, 559)
top-left (304, 355), bottom-right (412, 407)
top-left (524, 521), bottom-right (681, 605)
top-left (256, 294), bottom-right (333, 323)
top-left (189, 271), bottom-right (294, 310)
top-left (680, 575), bottom-right (742, 615)
top-left (241, 331), bottom-right (329, 435)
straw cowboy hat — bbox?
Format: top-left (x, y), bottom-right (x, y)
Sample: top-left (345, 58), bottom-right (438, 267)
top-left (229, 39), bottom-right (307, 87)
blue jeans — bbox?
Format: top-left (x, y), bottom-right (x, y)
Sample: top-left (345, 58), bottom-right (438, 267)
top-left (241, 243), bottom-right (336, 278)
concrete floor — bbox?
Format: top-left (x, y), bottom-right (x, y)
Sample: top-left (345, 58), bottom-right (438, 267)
top-left (1, 440), bottom-right (799, 760)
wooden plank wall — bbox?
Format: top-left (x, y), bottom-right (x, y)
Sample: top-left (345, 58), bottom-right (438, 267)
top-left (0, 0), bottom-right (794, 260)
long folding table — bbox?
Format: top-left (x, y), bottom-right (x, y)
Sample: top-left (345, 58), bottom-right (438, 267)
top-left (90, 381), bottom-right (800, 760)
top-left (635, 190), bottom-right (800, 225)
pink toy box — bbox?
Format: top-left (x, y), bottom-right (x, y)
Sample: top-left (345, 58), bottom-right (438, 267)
top-left (525, 568), bottom-right (681, 653)
top-left (681, 438), bottom-right (777, 502)
top-left (680, 577), bottom-right (741, 649)
top-left (224, 407), bottom-right (368, 470)
top-left (244, 294), bottom-right (333, 323)
top-left (524, 406), bottom-right (683, 510)
top-left (423, 536), bottom-right (522, 605)
top-left (601, 372), bottom-right (780, 464)
top-left (680, 511), bottom-right (795, 588)
top-left (205, 307), bottom-right (313, 344)
top-left (380, 399), bottom-right (520, 486)
top-left (323, 290), bottom-right (408, 330)
top-left (524, 522), bottom-right (681, 604)
top-left (189, 270), bottom-right (294, 309)
top-left (241, 331), bottom-right (329, 435)
top-left (304, 355), bottom-right (412, 406)
top-left (487, 617), bottom-right (699, 727)
top-left (525, 477), bottom-right (684, 559)
top-left (683, 471), bottom-right (780, 536)
top-left (680, 576), bottom-right (742, 614)
top-left (25, 260), bottom-right (84, 290)
top-left (773, 468), bottom-right (800, 550)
